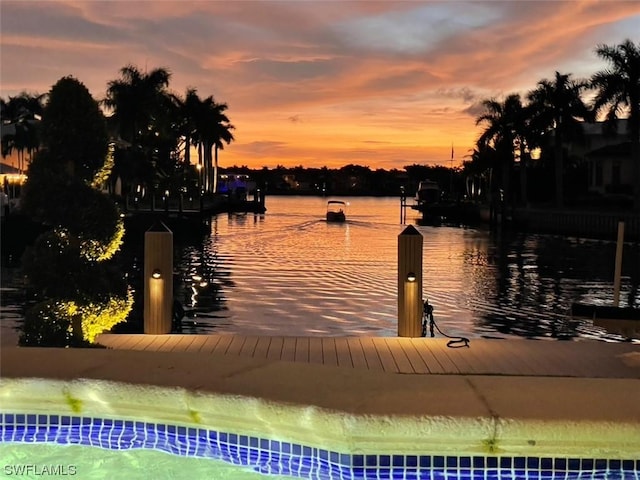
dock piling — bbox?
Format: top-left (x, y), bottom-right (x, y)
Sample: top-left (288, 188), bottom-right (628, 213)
top-left (144, 221), bottom-right (173, 334)
top-left (613, 221), bottom-right (625, 307)
top-left (398, 225), bottom-right (423, 337)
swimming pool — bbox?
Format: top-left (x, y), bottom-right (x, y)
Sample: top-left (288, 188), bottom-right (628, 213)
top-left (1, 378), bottom-right (638, 480)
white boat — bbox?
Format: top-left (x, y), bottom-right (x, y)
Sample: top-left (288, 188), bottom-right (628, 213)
top-left (415, 179), bottom-right (440, 204)
top-left (326, 200), bottom-right (346, 222)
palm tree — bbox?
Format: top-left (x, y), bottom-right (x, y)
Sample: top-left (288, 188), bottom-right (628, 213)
top-left (1, 92), bottom-right (45, 173)
top-left (590, 39), bottom-right (640, 210)
top-left (527, 72), bottom-right (591, 207)
top-left (102, 65), bottom-right (172, 196)
top-left (192, 97), bottom-right (234, 193)
top-left (475, 94), bottom-right (527, 208)
top-left (172, 88), bottom-right (201, 168)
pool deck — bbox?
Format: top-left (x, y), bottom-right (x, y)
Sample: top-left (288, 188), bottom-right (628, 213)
top-left (1, 334), bottom-right (640, 458)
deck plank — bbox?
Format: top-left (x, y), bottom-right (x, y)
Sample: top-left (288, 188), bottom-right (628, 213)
top-left (395, 338), bottom-right (430, 374)
top-left (266, 337), bottom-right (284, 361)
top-left (252, 336), bottom-right (272, 358)
top-left (408, 338), bottom-right (446, 374)
top-left (495, 340), bottom-right (550, 376)
top-left (384, 338), bottom-right (416, 374)
top-left (185, 335), bottom-right (210, 353)
top-left (295, 337), bottom-right (310, 363)
top-left (171, 334), bottom-right (198, 352)
top-left (143, 335), bottom-right (172, 352)
top-left (334, 337), bottom-right (353, 368)
top-left (358, 337), bottom-right (384, 371)
top-left (239, 336), bottom-right (260, 357)
top-left (308, 338), bottom-right (324, 365)
top-left (346, 338), bottom-right (368, 370)
top-left (201, 335), bottom-right (223, 354)
top-left (423, 338), bottom-right (461, 374)
top-left (370, 337), bottom-right (399, 373)
top-left (106, 334), bottom-right (142, 350)
top-left (462, 339), bottom-right (525, 376)
top-left (211, 335), bottom-right (234, 356)
top-left (225, 335), bottom-right (247, 356)
top-left (321, 338), bottom-right (338, 366)
top-left (535, 342), bottom-right (601, 377)
top-left (281, 337), bottom-right (297, 362)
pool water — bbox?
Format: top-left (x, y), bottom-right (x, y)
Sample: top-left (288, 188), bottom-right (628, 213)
top-left (1, 443), bottom-right (293, 480)
top-left (2, 443), bottom-right (637, 480)
top-left (1, 413), bottom-right (638, 480)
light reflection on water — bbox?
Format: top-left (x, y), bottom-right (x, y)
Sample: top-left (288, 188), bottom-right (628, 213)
top-left (172, 196), bottom-right (639, 342)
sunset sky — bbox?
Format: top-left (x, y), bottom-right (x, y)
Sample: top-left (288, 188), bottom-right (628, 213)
top-left (1, 1), bottom-right (639, 170)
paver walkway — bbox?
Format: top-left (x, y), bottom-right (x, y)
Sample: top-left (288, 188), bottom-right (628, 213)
top-left (96, 334), bottom-right (640, 378)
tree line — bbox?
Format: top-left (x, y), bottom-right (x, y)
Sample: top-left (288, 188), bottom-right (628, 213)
top-left (470, 39), bottom-right (639, 211)
top-left (1, 39), bottom-right (638, 211)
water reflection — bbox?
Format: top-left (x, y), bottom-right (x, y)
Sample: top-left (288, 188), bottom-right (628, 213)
top-left (165, 197), bottom-right (638, 341)
top-left (2, 196), bottom-right (638, 342)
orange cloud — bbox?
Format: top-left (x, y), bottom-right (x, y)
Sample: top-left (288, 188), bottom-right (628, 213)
top-left (1, 0), bottom-right (638, 170)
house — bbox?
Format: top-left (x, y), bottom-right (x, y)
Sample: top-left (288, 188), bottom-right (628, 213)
top-left (585, 142), bottom-right (633, 197)
top-left (568, 120), bottom-right (635, 198)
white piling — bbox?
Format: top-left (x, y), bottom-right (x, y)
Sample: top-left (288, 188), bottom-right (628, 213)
top-left (398, 225), bottom-right (423, 337)
top-left (613, 221), bottom-right (624, 307)
top-left (144, 221), bottom-right (173, 334)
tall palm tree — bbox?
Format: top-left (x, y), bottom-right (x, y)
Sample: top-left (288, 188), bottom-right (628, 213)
top-left (171, 88), bottom-right (201, 168)
top-left (527, 72), bottom-right (590, 208)
top-left (590, 39), bottom-right (640, 210)
top-left (103, 65), bottom-right (171, 144)
top-left (475, 94), bottom-right (527, 207)
top-left (192, 97), bottom-right (234, 193)
top-left (102, 65), bottom-right (172, 195)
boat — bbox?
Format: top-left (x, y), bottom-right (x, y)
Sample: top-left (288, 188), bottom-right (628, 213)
top-left (415, 179), bottom-right (440, 205)
top-left (326, 200), bottom-right (346, 222)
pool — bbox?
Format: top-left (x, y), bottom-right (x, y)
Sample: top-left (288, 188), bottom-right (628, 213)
top-left (1, 378), bottom-right (638, 480)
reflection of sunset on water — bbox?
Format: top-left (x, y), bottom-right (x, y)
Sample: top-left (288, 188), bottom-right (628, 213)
top-left (153, 197), bottom-right (639, 342)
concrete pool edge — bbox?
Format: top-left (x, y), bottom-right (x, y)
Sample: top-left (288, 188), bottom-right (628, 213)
top-left (1, 346), bottom-right (639, 458)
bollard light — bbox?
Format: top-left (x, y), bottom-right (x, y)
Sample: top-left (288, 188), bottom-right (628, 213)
top-left (407, 272), bottom-right (416, 282)
top-left (152, 269), bottom-right (162, 279)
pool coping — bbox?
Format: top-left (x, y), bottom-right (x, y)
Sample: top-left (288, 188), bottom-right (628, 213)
top-left (1, 343), bottom-right (640, 460)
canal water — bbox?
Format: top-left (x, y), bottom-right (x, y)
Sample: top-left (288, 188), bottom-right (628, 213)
top-left (2, 196), bottom-right (639, 343)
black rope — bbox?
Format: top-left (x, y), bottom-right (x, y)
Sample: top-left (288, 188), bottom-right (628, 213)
top-left (422, 299), bottom-right (470, 348)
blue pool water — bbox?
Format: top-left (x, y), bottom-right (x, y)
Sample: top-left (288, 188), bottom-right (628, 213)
top-left (1, 413), bottom-right (638, 479)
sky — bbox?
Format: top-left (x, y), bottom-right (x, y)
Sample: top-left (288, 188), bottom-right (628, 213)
top-left (1, 1), bottom-right (639, 171)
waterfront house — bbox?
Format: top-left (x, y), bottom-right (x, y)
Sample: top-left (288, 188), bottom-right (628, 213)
top-left (567, 120), bottom-right (634, 200)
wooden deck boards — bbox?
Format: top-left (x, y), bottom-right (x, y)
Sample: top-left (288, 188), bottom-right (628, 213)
top-left (96, 334), bottom-right (640, 379)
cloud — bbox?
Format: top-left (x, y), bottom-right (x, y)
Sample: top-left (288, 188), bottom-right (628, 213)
top-left (1, 0), bottom-right (638, 170)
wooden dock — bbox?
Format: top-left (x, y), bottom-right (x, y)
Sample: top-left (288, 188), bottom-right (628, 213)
top-left (96, 334), bottom-right (640, 379)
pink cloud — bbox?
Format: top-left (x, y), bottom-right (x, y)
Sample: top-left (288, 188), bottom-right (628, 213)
top-left (1, 0), bottom-right (638, 169)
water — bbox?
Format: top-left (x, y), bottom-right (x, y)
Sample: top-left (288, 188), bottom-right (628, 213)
top-left (2, 196), bottom-right (639, 342)
top-left (0, 443), bottom-right (293, 480)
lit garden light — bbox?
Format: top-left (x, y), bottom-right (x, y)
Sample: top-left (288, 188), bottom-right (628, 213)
top-left (152, 269), bottom-right (162, 279)
top-left (406, 272), bottom-right (416, 283)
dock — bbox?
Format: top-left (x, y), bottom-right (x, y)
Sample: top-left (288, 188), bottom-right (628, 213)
top-left (95, 333), bottom-right (639, 378)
